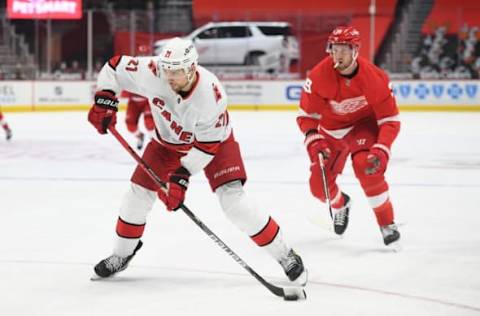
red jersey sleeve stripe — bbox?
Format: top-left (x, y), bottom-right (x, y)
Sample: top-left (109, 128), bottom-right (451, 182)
top-left (116, 217), bottom-right (145, 239)
top-left (250, 217), bottom-right (280, 247)
top-left (108, 55), bottom-right (123, 71)
top-left (193, 140), bottom-right (221, 155)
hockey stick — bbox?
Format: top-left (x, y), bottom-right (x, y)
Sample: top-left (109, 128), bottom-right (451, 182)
top-left (318, 153), bottom-right (333, 220)
top-left (108, 127), bottom-right (305, 300)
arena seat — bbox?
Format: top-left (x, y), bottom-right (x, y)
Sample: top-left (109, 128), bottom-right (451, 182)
top-left (422, 0), bottom-right (480, 34)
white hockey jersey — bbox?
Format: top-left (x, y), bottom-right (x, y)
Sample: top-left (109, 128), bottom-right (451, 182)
top-left (96, 55), bottom-right (232, 174)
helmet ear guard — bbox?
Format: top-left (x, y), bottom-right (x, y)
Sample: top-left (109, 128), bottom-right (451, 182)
top-left (185, 63), bottom-right (197, 82)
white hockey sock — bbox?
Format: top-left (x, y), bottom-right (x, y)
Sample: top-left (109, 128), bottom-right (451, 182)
top-left (261, 229), bottom-right (290, 262)
top-left (113, 183), bottom-right (156, 257)
top-left (216, 181), bottom-right (290, 261)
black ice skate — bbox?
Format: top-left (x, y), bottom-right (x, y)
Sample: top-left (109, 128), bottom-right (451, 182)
top-left (92, 240), bottom-right (143, 280)
top-left (136, 132), bottom-right (145, 150)
top-left (333, 193), bottom-right (351, 235)
top-left (279, 249), bottom-right (306, 284)
top-left (380, 222), bottom-right (401, 246)
top-left (5, 128), bottom-right (12, 141)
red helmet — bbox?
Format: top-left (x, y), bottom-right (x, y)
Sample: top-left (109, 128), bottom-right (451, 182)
top-left (327, 26), bottom-right (361, 51)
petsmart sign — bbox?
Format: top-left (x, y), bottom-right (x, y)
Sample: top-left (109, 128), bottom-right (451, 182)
top-left (7, 0), bottom-right (82, 19)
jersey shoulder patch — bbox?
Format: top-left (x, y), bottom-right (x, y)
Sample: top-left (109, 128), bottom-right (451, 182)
top-left (108, 55), bottom-right (122, 71)
top-left (148, 59), bottom-right (158, 76)
top-left (212, 83), bottom-right (222, 103)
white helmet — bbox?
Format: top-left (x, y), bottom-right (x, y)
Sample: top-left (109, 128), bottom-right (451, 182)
top-left (158, 37), bottom-right (198, 75)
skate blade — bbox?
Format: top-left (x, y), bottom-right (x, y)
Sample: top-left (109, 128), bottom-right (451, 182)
top-left (90, 274), bottom-right (101, 281)
top-left (294, 269), bottom-right (308, 287)
top-left (278, 269), bottom-right (308, 288)
top-left (283, 287), bottom-right (307, 301)
top-left (386, 240), bottom-right (402, 252)
top-left (307, 215), bottom-right (334, 233)
top-left (90, 273), bottom-right (107, 281)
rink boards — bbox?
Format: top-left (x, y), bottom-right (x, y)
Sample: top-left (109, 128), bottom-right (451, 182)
top-left (0, 80), bottom-right (479, 112)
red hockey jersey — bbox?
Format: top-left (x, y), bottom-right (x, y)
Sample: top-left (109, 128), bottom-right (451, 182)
top-left (297, 56), bottom-right (400, 150)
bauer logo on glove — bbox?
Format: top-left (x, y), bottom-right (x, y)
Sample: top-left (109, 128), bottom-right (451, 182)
top-left (88, 90), bottom-right (119, 134)
top-left (95, 97), bottom-right (119, 108)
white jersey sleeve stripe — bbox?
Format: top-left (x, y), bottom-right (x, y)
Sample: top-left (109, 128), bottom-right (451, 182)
top-left (297, 108), bottom-right (321, 119)
top-left (377, 115), bottom-right (400, 126)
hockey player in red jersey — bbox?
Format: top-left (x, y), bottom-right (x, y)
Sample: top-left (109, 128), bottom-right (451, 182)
top-left (125, 92), bottom-right (153, 150)
top-left (297, 26), bottom-right (401, 246)
top-left (0, 111), bottom-right (12, 141)
top-left (88, 37), bottom-right (306, 284)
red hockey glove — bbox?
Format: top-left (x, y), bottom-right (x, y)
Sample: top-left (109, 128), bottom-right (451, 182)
top-left (365, 144), bottom-right (390, 176)
top-left (157, 166), bottom-right (191, 211)
top-left (304, 130), bottom-right (331, 163)
top-left (88, 90), bottom-right (119, 134)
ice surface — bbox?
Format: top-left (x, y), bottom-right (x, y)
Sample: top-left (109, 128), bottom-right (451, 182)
top-left (0, 111), bottom-right (479, 315)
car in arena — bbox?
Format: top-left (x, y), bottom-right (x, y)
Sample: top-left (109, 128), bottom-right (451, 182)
top-left (154, 21), bottom-right (299, 71)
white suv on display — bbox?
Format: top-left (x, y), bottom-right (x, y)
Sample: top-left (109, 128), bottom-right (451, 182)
top-left (154, 21), bottom-right (299, 72)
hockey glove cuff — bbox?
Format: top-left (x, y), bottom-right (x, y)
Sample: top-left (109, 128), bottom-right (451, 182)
top-left (88, 90), bottom-right (119, 134)
top-left (157, 166), bottom-right (191, 211)
top-left (304, 130), bottom-right (331, 162)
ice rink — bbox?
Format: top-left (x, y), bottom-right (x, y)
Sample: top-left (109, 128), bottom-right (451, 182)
top-left (1, 111), bottom-right (479, 316)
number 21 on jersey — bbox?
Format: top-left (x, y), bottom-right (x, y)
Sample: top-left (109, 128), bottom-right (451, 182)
top-left (125, 59), bottom-right (139, 72)
top-left (215, 111), bottom-right (229, 128)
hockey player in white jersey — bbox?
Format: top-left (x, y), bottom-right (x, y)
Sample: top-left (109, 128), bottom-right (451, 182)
top-left (88, 37), bottom-right (306, 284)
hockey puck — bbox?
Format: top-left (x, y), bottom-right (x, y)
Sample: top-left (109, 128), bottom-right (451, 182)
top-left (283, 289), bottom-right (307, 301)
top-left (284, 295), bottom-right (299, 301)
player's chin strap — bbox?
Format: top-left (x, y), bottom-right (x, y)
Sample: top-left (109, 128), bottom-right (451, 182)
top-left (184, 65), bottom-right (197, 87)
top-left (342, 48), bottom-right (359, 72)
top-left (107, 126), bottom-right (306, 300)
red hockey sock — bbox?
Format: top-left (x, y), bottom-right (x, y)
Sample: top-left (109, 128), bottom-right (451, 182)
top-left (250, 217), bottom-right (280, 247)
top-left (331, 191), bottom-right (345, 209)
top-left (373, 200), bottom-right (394, 226)
top-left (116, 217), bottom-right (145, 238)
